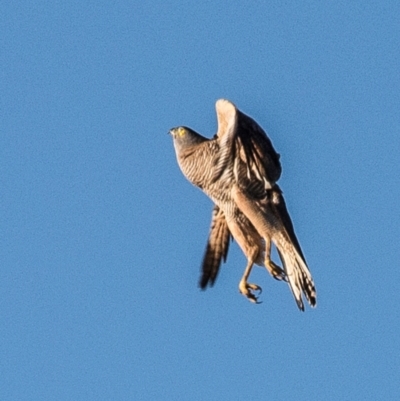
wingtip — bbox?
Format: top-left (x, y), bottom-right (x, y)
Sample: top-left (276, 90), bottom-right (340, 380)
top-left (216, 98), bottom-right (236, 112)
top-left (198, 275), bottom-right (215, 290)
top-left (215, 99), bottom-right (237, 138)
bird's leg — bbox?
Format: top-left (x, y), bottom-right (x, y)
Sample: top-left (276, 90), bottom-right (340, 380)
top-left (224, 207), bottom-right (263, 303)
top-left (238, 252), bottom-right (262, 304)
top-left (264, 237), bottom-right (287, 282)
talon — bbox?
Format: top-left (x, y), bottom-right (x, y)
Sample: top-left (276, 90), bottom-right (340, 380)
top-left (266, 260), bottom-right (287, 282)
top-left (247, 283), bottom-right (262, 294)
top-left (239, 281), bottom-right (263, 304)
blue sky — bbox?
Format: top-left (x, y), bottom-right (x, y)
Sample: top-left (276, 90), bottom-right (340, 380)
top-left (1, 1), bottom-right (399, 400)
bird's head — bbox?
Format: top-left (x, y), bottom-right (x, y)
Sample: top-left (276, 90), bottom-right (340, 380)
top-left (169, 126), bottom-right (207, 152)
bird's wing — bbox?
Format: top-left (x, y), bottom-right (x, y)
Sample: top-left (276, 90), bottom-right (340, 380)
top-left (199, 205), bottom-right (231, 289)
top-left (213, 99), bottom-right (282, 190)
top-left (269, 185), bottom-right (306, 261)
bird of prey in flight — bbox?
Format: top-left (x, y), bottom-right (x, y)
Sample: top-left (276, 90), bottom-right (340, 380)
top-left (169, 99), bottom-right (316, 310)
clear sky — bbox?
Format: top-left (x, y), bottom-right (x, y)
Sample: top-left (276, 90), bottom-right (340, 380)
top-left (1, 1), bottom-right (399, 400)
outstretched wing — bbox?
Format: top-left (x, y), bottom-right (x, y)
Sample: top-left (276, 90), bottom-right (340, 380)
top-left (212, 99), bottom-right (281, 193)
top-left (199, 205), bottom-right (231, 289)
top-left (269, 184), bottom-right (316, 309)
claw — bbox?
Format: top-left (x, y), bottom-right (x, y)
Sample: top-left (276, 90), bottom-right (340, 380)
top-left (266, 260), bottom-right (287, 282)
top-left (239, 281), bottom-right (263, 304)
top-left (250, 296), bottom-right (263, 304)
top-left (248, 283), bottom-right (262, 294)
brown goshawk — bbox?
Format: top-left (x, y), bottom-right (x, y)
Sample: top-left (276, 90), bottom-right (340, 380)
top-left (169, 99), bottom-right (316, 310)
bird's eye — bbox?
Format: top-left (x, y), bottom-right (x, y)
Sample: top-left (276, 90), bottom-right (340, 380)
top-left (178, 127), bottom-right (186, 137)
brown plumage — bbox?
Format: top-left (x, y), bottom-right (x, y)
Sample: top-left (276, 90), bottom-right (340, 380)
top-left (199, 205), bottom-right (231, 289)
top-left (170, 99), bottom-right (316, 310)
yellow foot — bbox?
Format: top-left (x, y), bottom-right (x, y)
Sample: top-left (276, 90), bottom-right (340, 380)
top-left (266, 260), bottom-right (287, 282)
top-left (239, 280), bottom-right (262, 304)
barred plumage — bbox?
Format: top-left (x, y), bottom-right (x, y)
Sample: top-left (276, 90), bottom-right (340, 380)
top-left (199, 205), bottom-right (231, 288)
top-left (170, 99), bottom-right (316, 310)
